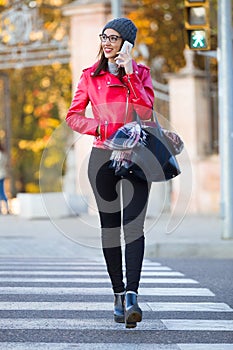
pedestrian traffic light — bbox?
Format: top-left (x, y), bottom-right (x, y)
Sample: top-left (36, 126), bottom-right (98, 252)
top-left (184, 0), bottom-right (210, 50)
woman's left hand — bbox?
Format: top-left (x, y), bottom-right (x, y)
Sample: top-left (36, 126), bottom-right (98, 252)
top-left (115, 47), bottom-right (133, 75)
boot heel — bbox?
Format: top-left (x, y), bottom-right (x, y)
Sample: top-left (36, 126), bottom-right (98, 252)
top-left (124, 292), bottom-right (142, 329)
top-left (114, 314), bottom-right (125, 323)
top-left (114, 293), bottom-right (125, 323)
top-left (125, 320), bottom-right (136, 328)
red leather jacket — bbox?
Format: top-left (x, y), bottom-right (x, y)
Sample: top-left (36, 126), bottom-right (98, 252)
top-left (66, 60), bottom-right (154, 148)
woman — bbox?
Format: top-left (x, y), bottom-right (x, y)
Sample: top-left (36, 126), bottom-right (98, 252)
top-left (66, 17), bottom-right (154, 328)
top-left (0, 142), bottom-right (9, 214)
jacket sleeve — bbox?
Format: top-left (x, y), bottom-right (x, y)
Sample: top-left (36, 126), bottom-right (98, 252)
top-left (122, 66), bottom-right (154, 120)
top-left (66, 72), bottom-right (98, 136)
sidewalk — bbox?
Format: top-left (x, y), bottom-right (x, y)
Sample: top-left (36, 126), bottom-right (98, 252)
top-left (0, 212), bottom-right (233, 259)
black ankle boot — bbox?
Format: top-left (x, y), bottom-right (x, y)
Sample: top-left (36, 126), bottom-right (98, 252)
top-left (114, 293), bottom-right (125, 323)
top-left (124, 292), bottom-right (142, 328)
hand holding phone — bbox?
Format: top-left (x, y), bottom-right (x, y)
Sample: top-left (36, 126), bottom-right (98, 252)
top-left (116, 40), bottom-right (133, 65)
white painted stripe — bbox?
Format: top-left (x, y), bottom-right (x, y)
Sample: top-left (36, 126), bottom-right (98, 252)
top-left (0, 266), bottom-right (171, 271)
top-left (2, 318), bottom-right (233, 334)
top-left (148, 302), bottom-right (233, 312)
top-left (0, 318), bottom-right (165, 330)
top-left (142, 262), bottom-right (163, 266)
top-left (0, 344), bottom-right (232, 350)
top-left (0, 271), bottom-right (184, 276)
top-left (162, 319), bottom-right (233, 331)
top-left (0, 262), bottom-right (161, 267)
top-left (0, 277), bottom-right (198, 284)
top-left (0, 262), bottom-right (107, 266)
top-left (0, 287), bottom-right (214, 296)
top-left (0, 343), bottom-right (181, 350)
top-left (0, 257), bottom-right (158, 266)
top-left (0, 301), bottom-right (151, 311)
top-left (0, 301), bottom-right (227, 312)
top-left (178, 345), bottom-right (233, 350)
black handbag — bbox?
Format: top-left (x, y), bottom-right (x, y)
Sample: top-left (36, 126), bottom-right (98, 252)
top-left (115, 113), bottom-right (183, 182)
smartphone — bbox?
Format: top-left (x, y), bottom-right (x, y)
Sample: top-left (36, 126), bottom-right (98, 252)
top-left (116, 40), bottom-right (133, 65)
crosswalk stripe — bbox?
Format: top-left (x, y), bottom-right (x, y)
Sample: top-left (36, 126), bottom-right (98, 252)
top-left (0, 270), bottom-right (184, 276)
top-left (0, 259), bottom-right (232, 350)
top-left (0, 277), bottom-right (198, 284)
top-left (0, 260), bottom-right (159, 265)
top-left (0, 301), bottom-right (229, 312)
top-left (0, 287), bottom-right (214, 296)
top-left (147, 302), bottom-right (233, 312)
top-left (0, 262), bottom-right (106, 266)
top-left (162, 319), bottom-right (233, 331)
top-left (0, 344), bottom-right (232, 350)
top-left (0, 266), bottom-right (171, 271)
top-left (1, 318), bottom-right (233, 331)
top-left (0, 262), bottom-right (161, 267)
top-left (0, 262), bottom-right (107, 266)
top-left (0, 301), bottom-right (146, 311)
top-left (0, 301), bottom-right (113, 311)
top-left (178, 345), bottom-right (233, 350)
top-left (0, 343), bottom-right (177, 350)
top-left (0, 318), bottom-right (165, 330)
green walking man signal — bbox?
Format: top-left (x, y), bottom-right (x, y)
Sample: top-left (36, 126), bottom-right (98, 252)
top-left (184, 0), bottom-right (210, 50)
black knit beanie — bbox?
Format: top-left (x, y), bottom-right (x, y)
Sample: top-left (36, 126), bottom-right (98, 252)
top-left (102, 18), bottom-right (137, 46)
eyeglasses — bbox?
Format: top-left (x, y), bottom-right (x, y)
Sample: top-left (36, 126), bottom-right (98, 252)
top-left (99, 34), bottom-right (122, 43)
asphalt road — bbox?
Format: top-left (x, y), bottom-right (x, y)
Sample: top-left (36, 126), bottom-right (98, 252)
top-left (155, 258), bottom-right (233, 308)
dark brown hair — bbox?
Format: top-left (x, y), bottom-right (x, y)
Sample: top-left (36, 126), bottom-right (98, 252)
top-left (93, 43), bottom-right (126, 80)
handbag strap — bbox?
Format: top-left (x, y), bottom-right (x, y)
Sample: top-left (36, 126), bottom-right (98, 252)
top-left (135, 109), bottom-right (162, 130)
top-left (151, 110), bottom-right (161, 128)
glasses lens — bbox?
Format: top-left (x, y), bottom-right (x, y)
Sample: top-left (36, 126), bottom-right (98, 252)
top-left (99, 34), bottom-right (106, 42)
top-left (99, 34), bottom-right (120, 42)
top-left (101, 34), bottom-right (108, 41)
top-left (109, 36), bottom-right (118, 43)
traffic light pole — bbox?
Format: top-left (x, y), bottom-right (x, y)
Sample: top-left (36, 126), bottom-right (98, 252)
top-left (218, 0), bottom-right (233, 239)
top-left (111, 0), bottom-right (121, 18)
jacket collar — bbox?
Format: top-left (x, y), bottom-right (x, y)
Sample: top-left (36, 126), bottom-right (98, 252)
top-left (88, 60), bottom-right (140, 77)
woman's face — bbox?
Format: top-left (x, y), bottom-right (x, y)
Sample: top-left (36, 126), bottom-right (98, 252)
top-left (101, 28), bottom-right (123, 63)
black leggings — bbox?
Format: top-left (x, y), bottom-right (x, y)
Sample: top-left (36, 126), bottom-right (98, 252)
top-left (88, 147), bottom-right (151, 294)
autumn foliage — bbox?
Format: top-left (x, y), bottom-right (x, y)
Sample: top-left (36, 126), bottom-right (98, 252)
top-left (0, 0), bottom-right (218, 195)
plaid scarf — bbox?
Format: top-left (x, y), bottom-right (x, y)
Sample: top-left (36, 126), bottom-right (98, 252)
top-left (104, 122), bottom-right (146, 172)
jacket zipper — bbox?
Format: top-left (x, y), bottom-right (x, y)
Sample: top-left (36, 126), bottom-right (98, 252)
top-left (125, 88), bottom-right (130, 125)
top-left (104, 120), bottom-right (108, 140)
top-left (127, 75), bottom-right (138, 99)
